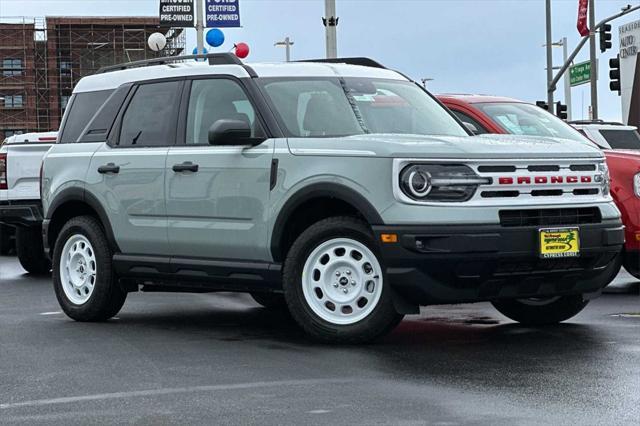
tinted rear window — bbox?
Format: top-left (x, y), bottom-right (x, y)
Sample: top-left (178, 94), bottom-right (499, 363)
top-left (600, 129), bottom-right (640, 149)
top-left (59, 90), bottom-right (113, 143)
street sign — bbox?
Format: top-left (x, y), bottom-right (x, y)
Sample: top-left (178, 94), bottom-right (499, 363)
top-left (159, 0), bottom-right (195, 27)
top-left (206, 0), bottom-right (241, 28)
top-left (570, 61), bottom-right (591, 86)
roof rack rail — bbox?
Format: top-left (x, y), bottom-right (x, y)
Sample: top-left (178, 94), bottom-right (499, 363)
top-left (568, 119), bottom-right (624, 126)
top-left (297, 57), bottom-right (387, 69)
top-left (96, 52), bottom-right (248, 74)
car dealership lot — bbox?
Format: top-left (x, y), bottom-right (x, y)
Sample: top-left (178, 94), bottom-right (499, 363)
top-left (1, 255), bottom-right (639, 425)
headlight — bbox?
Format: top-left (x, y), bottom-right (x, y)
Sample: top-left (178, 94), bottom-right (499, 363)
top-left (399, 164), bottom-right (490, 202)
top-left (634, 173), bottom-right (640, 198)
top-left (594, 161), bottom-right (610, 196)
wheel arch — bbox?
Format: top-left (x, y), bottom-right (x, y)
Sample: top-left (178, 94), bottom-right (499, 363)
top-left (270, 182), bottom-right (383, 262)
top-left (46, 188), bottom-right (119, 253)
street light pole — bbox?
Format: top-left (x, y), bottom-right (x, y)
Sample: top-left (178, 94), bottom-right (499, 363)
top-left (562, 37), bottom-right (572, 120)
top-left (545, 0), bottom-right (555, 115)
top-left (323, 0), bottom-right (338, 58)
top-left (196, 0), bottom-right (205, 55)
top-left (589, 0), bottom-right (598, 119)
top-left (274, 37), bottom-right (294, 62)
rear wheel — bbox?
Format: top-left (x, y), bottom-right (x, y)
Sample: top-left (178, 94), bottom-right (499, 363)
top-left (491, 295), bottom-right (588, 325)
top-left (15, 226), bottom-right (51, 274)
top-left (53, 216), bottom-right (126, 321)
top-left (0, 224), bottom-right (13, 255)
top-left (283, 216), bottom-right (402, 344)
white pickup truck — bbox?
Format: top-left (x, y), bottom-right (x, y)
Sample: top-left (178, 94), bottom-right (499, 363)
top-left (0, 131), bottom-right (57, 273)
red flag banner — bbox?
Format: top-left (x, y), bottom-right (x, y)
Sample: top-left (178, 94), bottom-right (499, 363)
top-left (577, 0), bottom-right (590, 37)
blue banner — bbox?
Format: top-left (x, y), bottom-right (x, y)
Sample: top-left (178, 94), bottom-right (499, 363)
top-left (206, 0), bottom-right (241, 28)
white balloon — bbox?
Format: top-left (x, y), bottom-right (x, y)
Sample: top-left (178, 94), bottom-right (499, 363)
top-left (148, 33), bottom-right (167, 52)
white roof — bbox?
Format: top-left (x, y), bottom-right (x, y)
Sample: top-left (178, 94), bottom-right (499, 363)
top-left (73, 61), bottom-right (407, 94)
top-left (572, 123), bottom-right (637, 131)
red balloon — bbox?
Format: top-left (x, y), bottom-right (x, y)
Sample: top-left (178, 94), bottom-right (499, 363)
top-left (234, 42), bottom-right (250, 59)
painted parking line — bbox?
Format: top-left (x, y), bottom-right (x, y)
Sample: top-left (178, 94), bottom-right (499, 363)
top-left (38, 312), bottom-right (62, 316)
top-left (0, 378), bottom-right (356, 410)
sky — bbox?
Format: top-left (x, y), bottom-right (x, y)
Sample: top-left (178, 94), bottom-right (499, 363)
top-left (1, 0), bottom-right (638, 121)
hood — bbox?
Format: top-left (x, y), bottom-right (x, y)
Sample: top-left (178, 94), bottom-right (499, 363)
top-left (287, 134), bottom-right (604, 159)
top-left (603, 149), bottom-right (640, 162)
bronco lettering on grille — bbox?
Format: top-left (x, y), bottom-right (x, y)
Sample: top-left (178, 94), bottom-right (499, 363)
top-left (497, 176), bottom-right (593, 185)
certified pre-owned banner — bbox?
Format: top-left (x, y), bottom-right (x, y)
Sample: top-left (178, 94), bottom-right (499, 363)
top-left (160, 0), bottom-right (195, 27)
top-left (206, 0), bottom-right (241, 28)
top-left (577, 0), bottom-right (589, 37)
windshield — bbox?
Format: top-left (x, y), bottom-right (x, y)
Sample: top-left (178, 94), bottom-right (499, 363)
top-left (600, 129), bottom-right (640, 149)
top-left (258, 77), bottom-right (468, 138)
top-left (477, 102), bottom-right (588, 143)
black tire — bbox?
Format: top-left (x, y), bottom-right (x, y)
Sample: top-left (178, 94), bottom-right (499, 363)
top-left (15, 225), bottom-right (51, 274)
top-left (52, 215), bottom-right (126, 322)
top-left (491, 295), bottom-right (588, 325)
top-left (282, 216), bottom-right (403, 344)
top-left (250, 292), bottom-right (288, 310)
top-left (0, 224), bottom-right (13, 255)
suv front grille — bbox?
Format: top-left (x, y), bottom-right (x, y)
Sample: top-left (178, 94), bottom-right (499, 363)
top-left (499, 207), bottom-right (601, 227)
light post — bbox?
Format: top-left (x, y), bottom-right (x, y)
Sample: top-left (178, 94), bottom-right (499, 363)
top-left (548, 38), bottom-right (572, 121)
top-left (274, 37), bottom-right (294, 62)
top-left (323, 0), bottom-right (338, 58)
top-left (421, 78), bottom-right (434, 89)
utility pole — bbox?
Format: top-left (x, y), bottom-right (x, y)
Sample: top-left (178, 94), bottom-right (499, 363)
top-left (323, 0), bottom-right (338, 58)
top-left (589, 0), bottom-right (598, 119)
top-left (545, 0), bottom-right (555, 115)
top-left (562, 37), bottom-right (572, 120)
top-left (196, 0), bottom-right (205, 55)
top-left (274, 37), bottom-right (294, 62)
top-left (421, 78), bottom-right (434, 89)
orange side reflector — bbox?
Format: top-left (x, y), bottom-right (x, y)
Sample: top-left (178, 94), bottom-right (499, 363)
top-left (381, 233), bottom-right (398, 243)
top-left (635, 234), bottom-right (640, 242)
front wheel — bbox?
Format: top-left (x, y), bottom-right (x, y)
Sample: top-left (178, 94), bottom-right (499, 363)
top-left (53, 215), bottom-right (126, 321)
top-left (282, 216), bottom-right (403, 344)
top-left (491, 295), bottom-right (588, 325)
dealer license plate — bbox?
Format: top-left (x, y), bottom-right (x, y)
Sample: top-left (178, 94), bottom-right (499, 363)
top-left (539, 228), bottom-right (580, 258)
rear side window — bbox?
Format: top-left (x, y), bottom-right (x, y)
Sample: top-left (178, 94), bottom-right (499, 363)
top-left (600, 129), bottom-right (640, 150)
top-left (118, 81), bottom-right (182, 147)
top-left (59, 90), bottom-right (113, 143)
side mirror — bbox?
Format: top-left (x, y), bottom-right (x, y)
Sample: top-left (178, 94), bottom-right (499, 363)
top-left (208, 119), bottom-right (253, 146)
top-left (463, 122), bottom-right (479, 135)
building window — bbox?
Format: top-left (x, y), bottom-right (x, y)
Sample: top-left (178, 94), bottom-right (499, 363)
top-left (2, 59), bottom-right (22, 77)
top-left (61, 95), bottom-right (70, 110)
top-left (3, 95), bottom-right (24, 109)
top-left (60, 61), bottom-right (72, 73)
top-left (3, 129), bottom-right (24, 137)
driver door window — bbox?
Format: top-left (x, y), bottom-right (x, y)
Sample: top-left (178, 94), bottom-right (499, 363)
top-left (185, 79), bottom-right (263, 145)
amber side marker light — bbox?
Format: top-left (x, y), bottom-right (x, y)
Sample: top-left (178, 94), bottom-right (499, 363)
top-left (635, 234), bottom-right (640, 242)
top-left (381, 233), bottom-right (398, 243)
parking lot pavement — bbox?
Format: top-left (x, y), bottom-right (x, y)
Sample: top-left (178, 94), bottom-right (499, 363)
top-left (1, 255), bottom-right (639, 425)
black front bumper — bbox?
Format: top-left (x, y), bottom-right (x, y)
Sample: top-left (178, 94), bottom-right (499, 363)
top-left (373, 220), bottom-right (624, 305)
top-left (0, 200), bottom-right (43, 227)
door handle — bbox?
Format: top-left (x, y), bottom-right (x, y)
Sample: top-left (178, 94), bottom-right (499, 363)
top-left (97, 163), bottom-right (120, 174)
top-left (172, 162), bottom-right (199, 173)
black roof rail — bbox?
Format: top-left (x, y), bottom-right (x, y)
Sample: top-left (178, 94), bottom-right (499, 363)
top-left (96, 52), bottom-right (257, 76)
top-left (568, 119), bottom-right (624, 126)
top-left (297, 57), bottom-right (387, 69)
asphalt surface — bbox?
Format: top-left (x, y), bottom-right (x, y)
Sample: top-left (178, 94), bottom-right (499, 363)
top-left (1, 255), bottom-right (639, 425)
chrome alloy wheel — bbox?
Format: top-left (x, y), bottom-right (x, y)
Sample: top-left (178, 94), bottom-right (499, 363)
top-left (301, 238), bottom-right (383, 325)
top-left (59, 234), bottom-right (97, 305)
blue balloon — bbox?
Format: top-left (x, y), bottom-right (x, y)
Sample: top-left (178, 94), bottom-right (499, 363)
top-left (192, 47), bottom-right (208, 61)
top-left (206, 29), bottom-right (225, 48)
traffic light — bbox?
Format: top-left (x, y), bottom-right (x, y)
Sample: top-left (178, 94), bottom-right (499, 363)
top-left (536, 101), bottom-right (549, 111)
top-left (600, 24), bottom-right (612, 53)
top-left (609, 55), bottom-right (621, 95)
top-left (556, 102), bottom-right (568, 120)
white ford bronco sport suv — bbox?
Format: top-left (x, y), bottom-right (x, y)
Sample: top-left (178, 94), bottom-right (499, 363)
top-left (41, 54), bottom-right (624, 343)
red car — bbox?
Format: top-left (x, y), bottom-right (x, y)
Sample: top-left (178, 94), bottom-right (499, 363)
top-left (438, 94), bottom-right (639, 279)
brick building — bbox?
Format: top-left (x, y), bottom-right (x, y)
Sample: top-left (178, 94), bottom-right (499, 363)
top-left (0, 17), bottom-right (185, 140)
